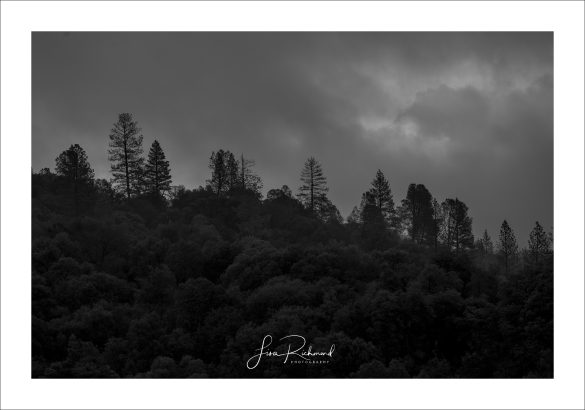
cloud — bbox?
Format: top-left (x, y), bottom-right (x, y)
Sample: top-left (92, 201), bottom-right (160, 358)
top-left (377, 75), bottom-right (553, 244)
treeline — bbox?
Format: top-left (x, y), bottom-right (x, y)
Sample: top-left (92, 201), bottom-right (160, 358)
top-left (31, 112), bottom-right (553, 378)
top-left (44, 112), bottom-right (551, 263)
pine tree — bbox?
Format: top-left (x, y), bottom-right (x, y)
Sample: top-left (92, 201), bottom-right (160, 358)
top-left (360, 198), bottom-right (387, 249)
top-left (528, 221), bottom-right (551, 263)
top-left (108, 113), bottom-right (144, 199)
top-left (144, 140), bottom-right (172, 197)
top-left (400, 183), bottom-right (434, 244)
top-left (475, 229), bottom-right (494, 267)
top-left (431, 198), bottom-right (443, 251)
top-left (498, 220), bottom-right (518, 274)
top-left (207, 150), bottom-right (229, 197)
top-left (238, 154), bottom-right (263, 195)
top-left (480, 229), bottom-right (494, 255)
top-left (55, 144), bottom-right (95, 212)
top-left (226, 152), bottom-right (239, 191)
top-left (297, 156), bottom-right (329, 213)
top-left (319, 197), bottom-right (343, 224)
top-left (441, 198), bottom-right (474, 254)
top-left (364, 170), bottom-right (395, 227)
top-left (347, 206), bottom-right (362, 224)
top-left (55, 144), bottom-right (95, 188)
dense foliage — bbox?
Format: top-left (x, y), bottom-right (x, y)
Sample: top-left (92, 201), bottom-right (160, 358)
top-left (31, 173), bottom-right (553, 378)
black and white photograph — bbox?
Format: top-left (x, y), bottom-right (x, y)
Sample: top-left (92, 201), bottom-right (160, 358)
top-left (1, 1), bottom-right (584, 409)
top-left (30, 31), bottom-right (554, 379)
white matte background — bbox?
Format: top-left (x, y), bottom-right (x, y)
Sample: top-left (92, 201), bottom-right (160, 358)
top-left (1, 1), bottom-right (583, 409)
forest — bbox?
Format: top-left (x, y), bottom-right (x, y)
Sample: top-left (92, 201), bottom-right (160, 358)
top-left (32, 113), bottom-right (553, 378)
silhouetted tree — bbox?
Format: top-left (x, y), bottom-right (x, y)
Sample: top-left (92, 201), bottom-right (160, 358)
top-left (298, 156), bottom-right (329, 213)
top-left (441, 198), bottom-right (474, 254)
top-left (319, 198), bottom-right (343, 224)
top-left (266, 185), bottom-right (292, 201)
top-left (475, 229), bottom-right (494, 269)
top-left (55, 144), bottom-right (95, 212)
top-left (281, 185), bottom-right (292, 198)
top-left (347, 206), bottom-right (362, 224)
top-left (477, 229), bottom-right (494, 257)
top-left (400, 184), bottom-right (434, 244)
top-left (364, 170), bottom-right (395, 227)
top-left (108, 113), bottom-right (144, 199)
top-left (144, 140), bottom-right (172, 197)
top-left (238, 154), bottom-right (263, 195)
top-left (226, 152), bottom-right (239, 191)
top-left (528, 221), bottom-right (551, 263)
top-left (94, 178), bottom-right (116, 201)
top-left (498, 220), bottom-right (518, 274)
top-left (207, 150), bottom-right (229, 197)
top-left (431, 198), bottom-right (443, 251)
top-left (55, 144), bottom-right (95, 186)
top-left (360, 195), bottom-right (388, 249)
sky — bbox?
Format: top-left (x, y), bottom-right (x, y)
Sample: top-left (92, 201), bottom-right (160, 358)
top-left (32, 32), bottom-right (553, 246)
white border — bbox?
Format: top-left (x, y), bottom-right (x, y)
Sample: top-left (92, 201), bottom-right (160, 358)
top-left (2, 1), bottom-right (584, 409)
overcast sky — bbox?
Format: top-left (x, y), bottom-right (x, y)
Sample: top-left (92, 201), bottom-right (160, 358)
top-left (32, 32), bottom-right (553, 245)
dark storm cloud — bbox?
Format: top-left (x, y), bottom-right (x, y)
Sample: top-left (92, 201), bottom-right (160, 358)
top-left (32, 32), bottom-right (553, 245)
top-left (390, 74), bottom-right (553, 247)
